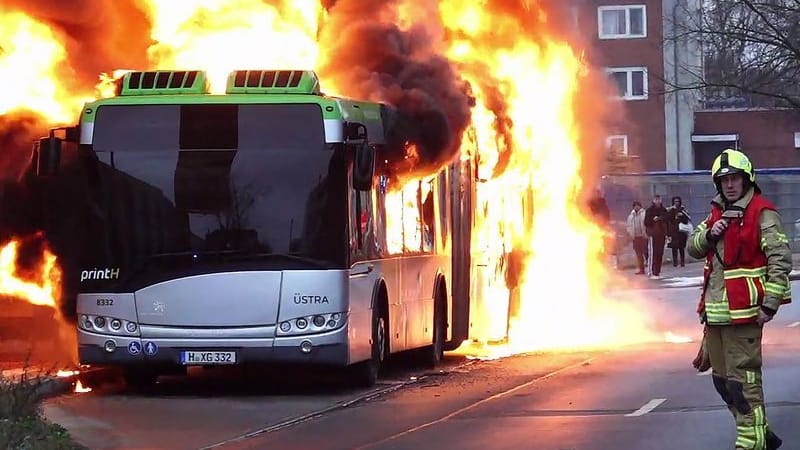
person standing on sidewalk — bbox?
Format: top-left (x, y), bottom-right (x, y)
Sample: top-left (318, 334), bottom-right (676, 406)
top-left (626, 200), bottom-right (648, 274)
top-left (667, 196), bottom-right (692, 267)
top-left (688, 149), bottom-right (792, 450)
top-left (644, 194), bottom-right (668, 278)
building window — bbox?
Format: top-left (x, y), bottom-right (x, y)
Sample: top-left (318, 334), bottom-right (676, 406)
top-left (691, 135), bottom-right (739, 170)
top-left (607, 67), bottom-right (648, 100)
top-left (794, 132), bottom-right (800, 149)
top-left (606, 135), bottom-right (628, 156)
top-left (598, 5), bottom-right (646, 39)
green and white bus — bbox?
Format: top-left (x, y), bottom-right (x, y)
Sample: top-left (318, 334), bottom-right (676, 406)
top-left (33, 69), bottom-right (480, 387)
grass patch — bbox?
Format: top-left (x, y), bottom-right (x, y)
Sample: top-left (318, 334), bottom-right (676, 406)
top-left (0, 367), bottom-right (85, 449)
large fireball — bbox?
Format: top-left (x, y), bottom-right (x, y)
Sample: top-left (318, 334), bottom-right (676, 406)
top-left (0, 0), bottom-right (654, 358)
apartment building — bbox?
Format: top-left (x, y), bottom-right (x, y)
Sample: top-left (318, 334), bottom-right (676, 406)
top-left (692, 109), bottom-right (800, 169)
top-left (570, 0), bottom-right (800, 172)
top-left (570, 0), bottom-right (700, 172)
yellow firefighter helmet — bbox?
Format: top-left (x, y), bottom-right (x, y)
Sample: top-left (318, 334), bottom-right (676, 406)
top-left (711, 148), bottom-right (755, 183)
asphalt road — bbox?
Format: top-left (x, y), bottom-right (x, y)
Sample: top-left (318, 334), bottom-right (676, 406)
top-left (43, 282), bottom-right (800, 450)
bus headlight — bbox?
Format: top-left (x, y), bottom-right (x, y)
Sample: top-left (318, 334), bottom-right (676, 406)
top-left (78, 315), bottom-right (139, 336)
top-left (277, 312), bottom-right (346, 336)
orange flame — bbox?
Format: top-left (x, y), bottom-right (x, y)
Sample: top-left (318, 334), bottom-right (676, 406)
top-left (56, 370), bottom-right (79, 377)
top-left (0, 1), bottom-right (655, 360)
top-left (0, 10), bottom-right (87, 123)
top-left (139, 0), bottom-right (324, 93)
top-left (96, 69), bottom-right (136, 99)
top-left (439, 1), bottom-right (653, 354)
top-left (0, 239), bottom-right (62, 309)
top-left (74, 380), bottom-right (91, 393)
top-left (664, 331), bottom-right (693, 344)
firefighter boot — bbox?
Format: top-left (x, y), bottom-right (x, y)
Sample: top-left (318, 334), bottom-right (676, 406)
top-left (766, 430), bottom-right (782, 450)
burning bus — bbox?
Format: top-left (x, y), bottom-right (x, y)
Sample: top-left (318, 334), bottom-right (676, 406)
top-left (31, 69), bottom-right (481, 387)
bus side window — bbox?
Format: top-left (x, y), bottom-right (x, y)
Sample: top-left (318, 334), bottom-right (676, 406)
top-left (420, 182), bottom-right (436, 253)
top-left (437, 170), bottom-right (448, 246)
top-left (350, 184), bottom-right (375, 261)
top-left (359, 190), bottom-right (375, 254)
top-left (373, 179), bottom-right (386, 257)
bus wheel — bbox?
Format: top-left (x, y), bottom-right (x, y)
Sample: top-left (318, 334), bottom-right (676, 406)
top-left (350, 308), bottom-right (386, 388)
top-left (122, 368), bottom-right (158, 389)
top-left (423, 294), bottom-right (445, 368)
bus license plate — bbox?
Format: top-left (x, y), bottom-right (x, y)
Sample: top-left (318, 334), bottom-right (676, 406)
top-left (180, 351), bottom-right (237, 365)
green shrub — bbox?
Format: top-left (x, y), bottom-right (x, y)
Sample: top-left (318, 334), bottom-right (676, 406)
top-left (0, 368), bottom-right (84, 449)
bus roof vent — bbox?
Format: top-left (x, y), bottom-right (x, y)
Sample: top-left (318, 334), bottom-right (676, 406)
top-left (225, 70), bottom-right (321, 95)
top-left (119, 71), bottom-right (209, 96)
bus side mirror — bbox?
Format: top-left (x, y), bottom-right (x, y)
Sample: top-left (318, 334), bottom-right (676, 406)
top-left (34, 137), bottom-right (62, 177)
top-left (353, 143), bottom-right (375, 191)
top-left (345, 122), bottom-right (368, 142)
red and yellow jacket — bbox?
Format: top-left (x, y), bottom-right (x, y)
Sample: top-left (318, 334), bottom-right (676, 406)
top-left (688, 188), bottom-right (792, 325)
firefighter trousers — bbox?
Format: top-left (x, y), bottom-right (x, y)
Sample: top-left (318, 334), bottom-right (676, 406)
top-left (706, 323), bottom-right (772, 450)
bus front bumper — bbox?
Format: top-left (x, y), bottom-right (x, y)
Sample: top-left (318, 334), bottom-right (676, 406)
top-left (78, 326), bottom-right (349, 367)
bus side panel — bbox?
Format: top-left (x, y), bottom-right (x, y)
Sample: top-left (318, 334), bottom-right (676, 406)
top-left (400, 254), bottom-right (449, 350)
top-left (435, 167), bottom-right (454, 345)
top-left (376, 259), bottom-right (403, 353)
top-left (446, 159), bottom-right (473, 350)
top-left (347, 261), bottom-right (381, 364)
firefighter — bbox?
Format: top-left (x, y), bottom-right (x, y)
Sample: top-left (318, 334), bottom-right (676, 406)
top-left (688, 149), bottom-right (791, 450)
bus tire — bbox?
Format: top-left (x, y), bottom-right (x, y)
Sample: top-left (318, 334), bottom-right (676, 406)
top-left (423, 286), bottom-right (446, 368)
top-left (122, 368), bottom-right (158, 389)
top-left (350, 302), bottom-right (387, 388)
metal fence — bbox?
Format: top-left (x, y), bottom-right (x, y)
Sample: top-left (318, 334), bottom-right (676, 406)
top-left (600, 168), bottom-right (800, 255)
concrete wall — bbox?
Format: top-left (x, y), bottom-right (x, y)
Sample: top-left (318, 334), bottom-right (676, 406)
top-left (601, 170), bottom-right (800, 252)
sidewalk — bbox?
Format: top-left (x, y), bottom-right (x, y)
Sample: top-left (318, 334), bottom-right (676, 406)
top-left (614, 252), bottom-right (800, 289)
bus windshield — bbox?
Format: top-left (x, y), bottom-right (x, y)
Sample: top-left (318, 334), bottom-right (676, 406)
top-left (79, 103), bottom-right (348, 291)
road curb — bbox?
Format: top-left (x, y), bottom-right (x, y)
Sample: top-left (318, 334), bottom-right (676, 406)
top-left (35, 367), bottom-right (117, 400)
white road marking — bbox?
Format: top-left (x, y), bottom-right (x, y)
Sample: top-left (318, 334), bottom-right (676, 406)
top-left (354, 357), bottom-right (595, 449)
top-left (787, 321), bottom-right (800, 328)
top-left (626, 398), bottom-right (667, 417)
top-left (697, 369), bottom-right (712, 376)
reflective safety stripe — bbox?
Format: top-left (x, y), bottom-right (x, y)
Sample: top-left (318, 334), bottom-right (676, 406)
top-left (724, 267), bottom-right (767, 279)
top-left (736, 427), bottom-right (757, 449)
top-left (746, 277), bottom-right (759, 306)
top-left (751, 405), bottom-right (768, 449)
top-left (723, 267), bottom-right (768, 310)
top-left (736, 407), bottom-right (767, 450)
top-left (705, 300), bottom-right (732, 323)
top-left (762, 233), bottom-right (790, 250)
top-left (764, 281), bottom-right (785, 297)
top-left (729, 306), bottom-right (760, 320)
top-left (784, 285), bottom-right (792, 301)
top-left (694, 223), bottom-right (708, 249)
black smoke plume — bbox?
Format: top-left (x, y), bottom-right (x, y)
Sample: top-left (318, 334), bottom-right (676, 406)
top-left (319, 0), bottom-right (474, 179)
